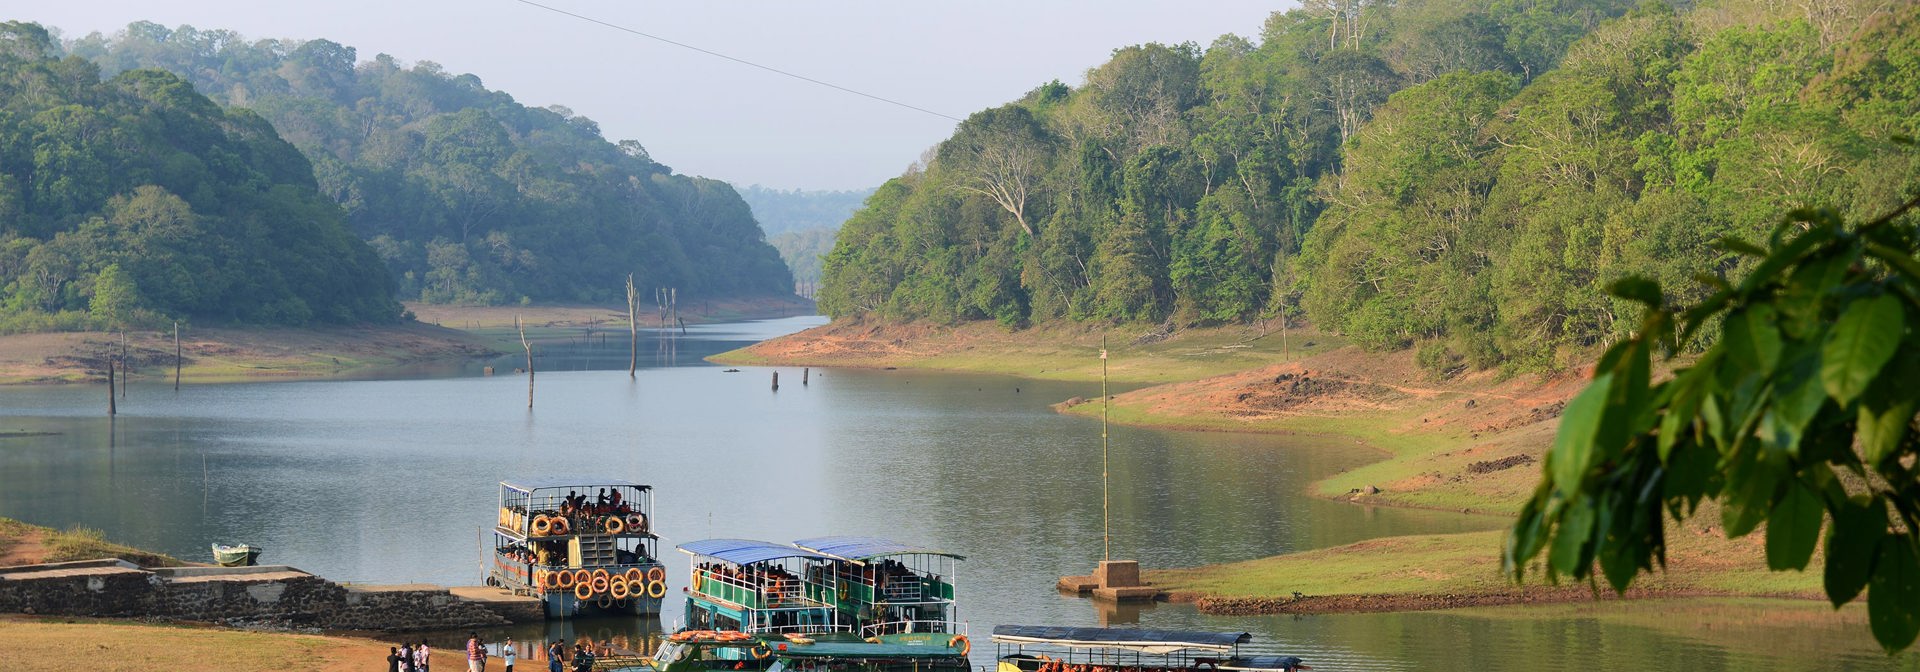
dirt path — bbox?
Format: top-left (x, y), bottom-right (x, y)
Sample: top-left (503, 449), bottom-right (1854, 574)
top-left (0, 527), bottom-right (48, 566)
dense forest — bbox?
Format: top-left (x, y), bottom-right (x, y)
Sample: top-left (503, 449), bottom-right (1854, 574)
top-left (68, 23), bottom-right (791, 305)
top-left (739, 186), bottom-right (873, 289)
top-left (817, 0), bottom-right (1920, 371)
top-left (0, 22), bottom-right (399, 329)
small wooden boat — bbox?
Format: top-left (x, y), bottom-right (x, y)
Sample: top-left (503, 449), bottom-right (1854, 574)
top-left (211, 543), bottom-right (262, 567)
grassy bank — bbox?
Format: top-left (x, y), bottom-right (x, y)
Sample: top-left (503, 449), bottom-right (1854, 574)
top-left (0, 616), bottom-right (392, 672)
top-left (0, 517), bottom-right (185, 568)
top-left (716, 318), bottom-right (1822, 613)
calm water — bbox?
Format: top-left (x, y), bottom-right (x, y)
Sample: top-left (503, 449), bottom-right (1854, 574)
top-left (0, 316), bottom-right (1912, 670)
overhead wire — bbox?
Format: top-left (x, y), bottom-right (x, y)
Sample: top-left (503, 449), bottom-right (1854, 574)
top-left (510, 0), bottom-right (964, 123)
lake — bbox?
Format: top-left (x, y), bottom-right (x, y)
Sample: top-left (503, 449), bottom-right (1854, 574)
top-left (0, 316), bottom-right (1912, 671)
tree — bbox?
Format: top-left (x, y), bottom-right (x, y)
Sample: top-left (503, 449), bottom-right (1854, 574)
top-left (88, 263), bottom-right (141, 327)
top-left (1506, 190), bottom-right (1920, 653)
top-left (943, 106), bottom-right (1050, 237)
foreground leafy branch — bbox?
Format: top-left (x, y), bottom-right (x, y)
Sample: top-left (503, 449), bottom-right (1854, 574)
top-left (1506, 174), bottom-right (1920, 653)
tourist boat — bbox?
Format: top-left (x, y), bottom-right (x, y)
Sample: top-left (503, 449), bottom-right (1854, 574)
top-left (635, 629), bottom-right (971, 672)
top-left (489, 478), bottom-right (665, 619)
top-left (990, 626), bottom-right (1311, 672)
top-left (210, 543), bottom-right (261, 567)
top-left (678, 536), bottom-right (965, 636)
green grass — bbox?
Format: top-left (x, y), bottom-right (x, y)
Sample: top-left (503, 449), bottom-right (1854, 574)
top-left (0, 517), bottom-right (185, 567)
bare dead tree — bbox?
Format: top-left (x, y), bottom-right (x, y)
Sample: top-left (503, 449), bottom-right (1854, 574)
top-left (106, 350), bottom-right (116, 416)
top-left (626, 273), bottom-right (638, 378)
top-left (953, 137), bottom-right (1044, 237)
top-left (173, 321), bottom-right (181, 391)
top-left (517, 315), bottom-right (534, 409)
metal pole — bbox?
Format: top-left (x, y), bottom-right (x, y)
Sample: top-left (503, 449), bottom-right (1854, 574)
top-left (1101, 337), bottom-right (1109, 563)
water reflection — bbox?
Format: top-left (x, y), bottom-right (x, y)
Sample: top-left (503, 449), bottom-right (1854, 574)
top-left (1, 316), bottom-right (1911, 670)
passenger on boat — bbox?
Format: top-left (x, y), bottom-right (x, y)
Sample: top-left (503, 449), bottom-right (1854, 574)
top-left (608, 488), bottom-right (623, 511)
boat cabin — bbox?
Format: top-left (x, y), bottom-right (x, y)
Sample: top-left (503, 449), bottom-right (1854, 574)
top-left (679, 539), bottom-right (843, 634)
top-left (793, 536), bottom-right (964, 636)
top-left (648, 632), bottom-right (971, 672)
top-left (492, 478), bottom-right (664, 618)
top-left (991, 626), bottom-right (1309, 672)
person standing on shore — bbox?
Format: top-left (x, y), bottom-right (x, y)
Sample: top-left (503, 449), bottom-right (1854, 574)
top-left (503, 637), bottom-right (517, 672)
top-left (416, 640), bottom-right (432, 672)
top-left (388, 647), bottom-right (404, 672)
top-left (401, 642), bottom-right (416, 672)
top-left (546, 640), bottom-right (565, 672)
top-left (468, 632), bottom-right (485, 672)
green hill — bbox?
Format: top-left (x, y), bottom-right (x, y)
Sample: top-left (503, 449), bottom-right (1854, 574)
top-left (815, 0), bottom-right (1919, 372)
top-left (69, 22), bottom-right (791, 306)
top-left (0, 22), bottom-right (399, 329)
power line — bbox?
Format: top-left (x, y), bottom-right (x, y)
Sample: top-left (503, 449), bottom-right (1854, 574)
top-left (511, 0), bottom-right (963, 123)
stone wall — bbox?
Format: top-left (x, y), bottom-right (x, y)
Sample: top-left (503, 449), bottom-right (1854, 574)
top-left (0, 560), bottom-right (515, 632)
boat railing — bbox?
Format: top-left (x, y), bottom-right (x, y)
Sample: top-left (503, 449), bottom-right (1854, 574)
top-left (694, 569), bottom-right (818, 609)
top-left (746, 623), bottom-right (856, 635)
top-left (861, 620), bottom-right (968, 637)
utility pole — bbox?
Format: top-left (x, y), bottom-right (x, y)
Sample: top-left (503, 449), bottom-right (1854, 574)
top-left (173, 321), bottom-right (181, 391)
top-left (1101, 337), bottom-right (1110, 562)
top-left (626, 274), bottom-right (638, 378)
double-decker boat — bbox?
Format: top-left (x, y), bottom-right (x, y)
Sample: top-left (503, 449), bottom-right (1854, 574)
top-left (489, 478), bottom-right (665, 618)
top-left (990, 626), bottom-right (1312, 672)
top-left (676, 536), bottom-right (964, 637)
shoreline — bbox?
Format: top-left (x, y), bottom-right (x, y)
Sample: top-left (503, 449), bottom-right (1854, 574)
top-left (713, 318), bottom-right (1819, 610)
top-left (0, 294), bottom-right (810, 386)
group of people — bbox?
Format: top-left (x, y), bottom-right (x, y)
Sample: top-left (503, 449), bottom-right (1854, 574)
top-left (545, 639), bottom-right (604, 672)
top-left (560, 488), bottom-right (631, 518)
top-left (697, 562), bottom-right (800, 595)
top-left (385, 634), bottom-right (517, 672)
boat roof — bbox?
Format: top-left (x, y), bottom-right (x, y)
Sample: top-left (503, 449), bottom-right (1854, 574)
top-left (501, 478), bottom-right (651, 493)
top-left (770, 641), bottom-right (964, 659)
top-left (677, 539), bottom-right (831, 565)
top-left (1222, 656), bottom-right (1308, 671)
top-left (991, 626), bottom-right (1251, 653)
top-left (793, 536), bottom-right (966, 562)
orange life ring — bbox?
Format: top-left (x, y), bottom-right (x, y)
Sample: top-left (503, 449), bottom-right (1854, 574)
top-left (750, 644), bottom-right (771, 659)
top-left (591, 571), bottom-right (611, 594)
top-left (605, 515), bottom-right (625, 534)
top-left (629, 514), bottom-right (647, 533)
top-left (766, 579), bottom-right (785, 604)
top-left (546, 571), bottom-right (565, 589)
top-left (610, 577), bottom-right (630, 599)
top-left (647, 579), bottom-right (667, 599)
top-left (597, 596), bottom-right (615, 609)
top-left (949, 635), bottom-right (970, 656)
top-left (531, 515), bottom-right (552, 536)
top-left (647, 566), bottom-right (667, 583)
top-left (624, 567), bottom-right (644, 585)
top-left (555, 570), bottom-right (575, 589)
top-left (550, 517), bottom-right (570, 535)
top-left (572, 569), bottom-right (591, 588)
top-left (575, 581), bottom-right (594, 600)
top-left (692, 572), bottom-right (705, 592)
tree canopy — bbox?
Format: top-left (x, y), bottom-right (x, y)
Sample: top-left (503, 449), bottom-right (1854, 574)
top-left (815, 0), bottom-right (1919, 379)
top-left (0, 21), bottom-right (399, 328)
top-left (69, 23), bottom-right (792, 305)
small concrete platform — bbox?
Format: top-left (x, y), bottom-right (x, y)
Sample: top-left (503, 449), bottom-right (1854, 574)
top-left (1056, 575), bottom-right (1099, 594)
top-left (1058, 560), bottom-right (1162, 603)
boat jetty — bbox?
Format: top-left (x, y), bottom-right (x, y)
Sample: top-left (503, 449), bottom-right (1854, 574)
top-left (490, 478), bottom-right (664, 619)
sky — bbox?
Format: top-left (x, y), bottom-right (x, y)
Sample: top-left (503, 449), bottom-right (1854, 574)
top-left (16, 1), bottom-right (1292, 191)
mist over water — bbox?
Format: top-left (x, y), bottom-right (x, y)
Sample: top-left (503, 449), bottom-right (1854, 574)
top-left (0, 316), bottom-right (1908, 670)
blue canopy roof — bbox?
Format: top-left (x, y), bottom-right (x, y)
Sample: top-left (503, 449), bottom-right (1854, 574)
top-left (991, 626), bottom-right (1251, 651)
top-left (501, 478), bottom-right (649, 493)
top-left (793, 536), bottom-right (966, 562)
top-left (677, 539), bottom-right (830, 566)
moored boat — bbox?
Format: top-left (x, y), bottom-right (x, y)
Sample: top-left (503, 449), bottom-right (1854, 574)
top-left (991, 626), bottom-right (1312, 672)
top-left (678, 536), bottom-right (966, 636)
top-left (210, 543), bottom-right (261, 567)
top-left (489, 478), bottom-right (664, 619)
top-left (634, 629), bottom-right (971, 672)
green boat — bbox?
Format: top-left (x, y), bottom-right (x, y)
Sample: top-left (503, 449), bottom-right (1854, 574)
top-left (677, 537), bottom-right (965, 637)
top-left (629, 631), bottom-right (971, 672)
top-left (211, 543), bottom-right (261, 567)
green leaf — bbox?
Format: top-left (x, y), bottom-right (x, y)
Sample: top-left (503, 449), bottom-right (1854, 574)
top-left (1765, 482), bottom-right (1823, 571)
top-left (1608, 277), bottom-right (1663, 307)
top-left (1720, 444), bottom-right (1779, 538)
top-left (1549, 497), bottom-right (1595, 578)
top-left (1725, 306), bottom-right (1783, 376)
top-left (1858, 398), bottom-right (1917, 466)
top-left (1549, 373), bottom-right (1614, 494)
top-left (1764, 347), bottom-right (1827, 457)
top-left (1869, 535), bottom-right (1920, 653)
top-left (1822, 294), bottom-right (1905, 406)
top-left (1717, 236), bottom-right (1769, 258)
top-left (1825, 496), bottom-right (1887, 607)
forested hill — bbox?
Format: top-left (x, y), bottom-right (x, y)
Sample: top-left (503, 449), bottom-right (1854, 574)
top-left (70, 22), bottom-right (791, 305)
top-left (0, 22), bottom-right (399, 328)
top-left (740, 186), bottom-right (875, 289)
top-left (818, 0), bottom-right (1920, 372)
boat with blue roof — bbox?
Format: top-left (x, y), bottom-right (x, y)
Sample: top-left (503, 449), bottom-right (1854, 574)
top-left (488, 478), bottom-right (665, 619)
top-left (678, 536), bottom-right (964, 636)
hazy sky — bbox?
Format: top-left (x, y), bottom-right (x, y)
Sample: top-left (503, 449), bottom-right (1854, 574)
top-left (19, 1), bottom-right (1292, 190)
